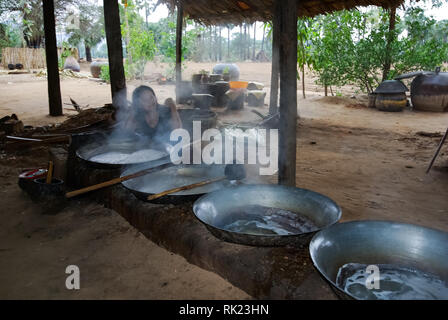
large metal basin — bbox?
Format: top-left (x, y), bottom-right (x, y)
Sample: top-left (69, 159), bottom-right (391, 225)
top-left (77, 138), bottom-right (169, 169)
top-left (193, 184), bottom-right (341, 247)
top-left (122, 163), bottom-right (238, 204)
top-left (309, 221), bottom-right (448, 299)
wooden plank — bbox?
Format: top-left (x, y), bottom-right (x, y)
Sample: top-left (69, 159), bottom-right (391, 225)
top-left (175, 4), bottom-right (184, 104)
top-left (277, 0), bottom-right (298, 187)
top-left (269, 3), bottom-right (280, 115)
top-left (103, 0), bottom-right (126, 105)
top-left (42, 0), bottom-right (63, 116)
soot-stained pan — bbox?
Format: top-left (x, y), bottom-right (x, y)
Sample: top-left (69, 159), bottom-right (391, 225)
top-left (76, 137), bottom-right (169, 169)
top-left (193, 184), bottom-right (342, 247)
top-left (121, 163), bottom-right (239, 204)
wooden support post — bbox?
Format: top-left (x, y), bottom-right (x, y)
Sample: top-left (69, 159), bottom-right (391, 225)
top-left (269, 5), bottom-right (280, 115)
top-left (175, 4), bottom-right (184, 104)
top-left (103, 0), bottom-right (126, 105)
top-left (277, 0), bottom-right (298, 187)
top-left (42, 0), bottom-right (62, 116)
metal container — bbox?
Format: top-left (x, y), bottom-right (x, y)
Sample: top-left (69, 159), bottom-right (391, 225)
top-left (214, 81), bottom-right (230, 108)
top-left (175, 81), bottom-right (193, 104)
top-left (209, 74), bottom-right (223, 83)
top-left (177, 109), bottom-right (217, 137)
top-left (247, 91), bottom-right (266, 107)
top-left (121, 164), bottom-right (234, 204)
top-left (373, 80), bottom-right (408, 112)
top-left (193, 184), bottom-right (341, 247)
top-left (212, 63), bottom-right (240, 81)
top-left (310, 220), bottom-right (448, 300)
top-left (192, 94), bottom-right (214, 110)
top-left (396, 67), bottom-right (448, 112)
top-left (90, 61), bottom-right (108, 78)
top-left (411, 71), bottom-right (448, 112)
top-left (76, 137), bottom-right (169, 170)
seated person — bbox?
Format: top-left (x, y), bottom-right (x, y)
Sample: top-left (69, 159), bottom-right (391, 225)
top-left (123, 85), bottom-right (182, 143)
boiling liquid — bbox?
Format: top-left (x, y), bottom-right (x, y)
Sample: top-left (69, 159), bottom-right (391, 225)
top-left (90, 149), bottom-right (166, 164)
top-left (336, 263), bottom-right (448, 300)
top-left (220, 205), bottom-right (318, 236)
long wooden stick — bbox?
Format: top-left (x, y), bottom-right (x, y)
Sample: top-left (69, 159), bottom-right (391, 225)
top-left (6, 136), bottom-right (42, 142)
top-left (426, 127), bottom-right (448, 174)
top-left (147, 176), bottom-right (225, 201)
top-left (6, 135), bottom-right (70, 150)
top-left (46, 161), bottom-right (53, 184)
top-left (66, 162), bottom-right (174, 198)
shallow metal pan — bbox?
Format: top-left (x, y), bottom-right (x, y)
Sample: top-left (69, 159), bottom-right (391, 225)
top-left (309, 220), bottom-right (448, 300)
top-left (121, 163), bottom-right (239, 204)
top-left (193, 184), bottom-right (342, 247)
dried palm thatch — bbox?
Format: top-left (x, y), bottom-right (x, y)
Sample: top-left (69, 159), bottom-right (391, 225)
top-left (161, 0), bottom-right (404, 24)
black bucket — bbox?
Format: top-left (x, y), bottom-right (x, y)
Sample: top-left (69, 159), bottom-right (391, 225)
top-left (29, 178), bottom-right (66, 214)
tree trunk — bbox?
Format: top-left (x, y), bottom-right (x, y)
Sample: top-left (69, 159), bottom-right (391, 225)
top-left (227, 26), bottom-right (230, 59)
top-left (103, 0), bottom-right (126, 104)
top-left (382, 6), bottom-right (396, 82)
top-left (244, 24), bottom-right (247, 60)
top-left (214, 26), bottom-right (218, 61)
top-left (252, 22), bottom-right (256, 60)
top-left (175, 4), bottom-right (183, 103)
top-left (239, 25), bottom-right (243, 60)
top-left (299, 37), bottom-right (305, 98)
top-left (301, 65), bottom-right (306, 99)
top-left (42, 0), bottom-right (62, 116)
top-left (278, 0), bottom-right (298, 187)
top-left (145, 4), bottom-right (149, 27)
top-left (85, 44), bottom-right (92, 62)
top-left (218, 27), bottom-right (222, 61)
top-left (261, 27), bottom-right (265, 51)
top-left (269, 13), bottom-right (280, 115)
top-left (209, 27), bottom-right (213, 61)
top-left (123, 4), bottom-right (132, 65)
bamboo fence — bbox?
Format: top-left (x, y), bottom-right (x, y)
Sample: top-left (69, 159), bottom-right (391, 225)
top-left (1, 47), bottom-right (79, 69)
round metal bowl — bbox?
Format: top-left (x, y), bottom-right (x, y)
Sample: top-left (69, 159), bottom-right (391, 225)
top-left (76, 140), bottom-right (169, 169)
top-left (121, 163), bottom-right (237, 204)
top-left (193, 184), bottom-right (342, 247)
top-left (309, 221), bottom-right (448, 300)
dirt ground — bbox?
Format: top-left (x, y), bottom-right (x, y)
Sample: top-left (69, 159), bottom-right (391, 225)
top-left (0, 155), bottom-right (251, 299)
top-left (1, 61), bottom-right (448, 299)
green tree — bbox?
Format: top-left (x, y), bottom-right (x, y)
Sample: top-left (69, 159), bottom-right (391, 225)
top-left (1, 0), bottom-right (86, 48)
top-left (65, 3), bottom-right (104, 62)
top-left (120, 1), bottom-right (156, 79)
top-left (297, 18), bottom-right (315, 98)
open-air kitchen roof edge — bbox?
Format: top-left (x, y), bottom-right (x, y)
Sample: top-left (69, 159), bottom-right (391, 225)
top-left (160, 0), bottom-right (405, 25)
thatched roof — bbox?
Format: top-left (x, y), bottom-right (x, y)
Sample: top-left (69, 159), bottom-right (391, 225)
top-left (161, 0), bottom-right (403, 24)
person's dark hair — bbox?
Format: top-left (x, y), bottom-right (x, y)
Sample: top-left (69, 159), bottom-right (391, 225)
top-left (132, 85), bottom-right (157, 112)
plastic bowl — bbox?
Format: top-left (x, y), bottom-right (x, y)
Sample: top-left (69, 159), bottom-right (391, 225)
top-left (229, 81), bottom-right (249, 89)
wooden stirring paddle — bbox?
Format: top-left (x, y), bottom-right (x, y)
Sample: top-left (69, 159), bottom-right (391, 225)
top-left (147, 164), bottom-right (246, 201)
top-left (65, 162), bottom-right (174, 198)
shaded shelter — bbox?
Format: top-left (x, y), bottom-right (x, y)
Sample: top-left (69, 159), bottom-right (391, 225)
top-left (161, 0), bottom-right (403, 186)
top-left (41, 0), bottom-right (403, 185)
